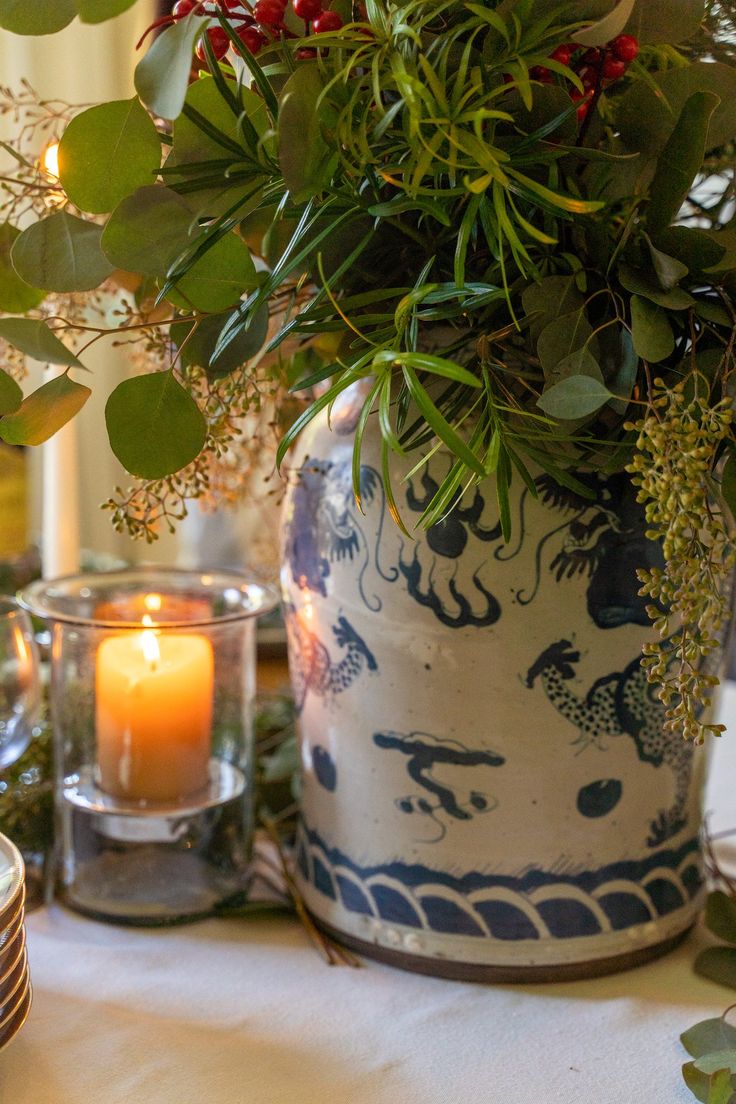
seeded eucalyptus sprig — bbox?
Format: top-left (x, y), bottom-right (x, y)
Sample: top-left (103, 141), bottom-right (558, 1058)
top-left (627, 373), bottom-right (736, 744)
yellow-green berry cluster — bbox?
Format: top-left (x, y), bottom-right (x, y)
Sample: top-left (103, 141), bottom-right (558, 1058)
top-left (626, 377), bottom-right (734, 744)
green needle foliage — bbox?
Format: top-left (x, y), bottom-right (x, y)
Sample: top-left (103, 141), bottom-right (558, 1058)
top-left (0, 0), bottom-right (735, 736)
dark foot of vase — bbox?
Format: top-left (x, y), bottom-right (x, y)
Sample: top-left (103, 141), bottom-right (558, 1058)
top-left (312, 915), bottom-right (694, 983)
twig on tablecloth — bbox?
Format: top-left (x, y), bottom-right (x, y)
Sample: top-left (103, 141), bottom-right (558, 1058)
top-left (261, 816), bottom-right (362, 969)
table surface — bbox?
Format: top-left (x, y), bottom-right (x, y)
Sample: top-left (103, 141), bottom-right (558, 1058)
top-left (2, 686), bottom-right (735, 1104)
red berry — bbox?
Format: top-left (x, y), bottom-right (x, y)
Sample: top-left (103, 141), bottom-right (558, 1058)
top-left (582, 47), bottom-right (602, 65)
top-left (549, 44), bottom-right (572, 65)
top-left (209, 26), bottom-right (231, 54)
top-left (254, 0), bottom-right (285, 26)
top-left (602, 55), bottom-right (626, 80)
top-left (611, 33), bottom-right (638, 62)
top-left (172, 0), bottom-right (195, 17)
top-left (296, 46), bottom-right (318, 59)
top-left (530, 64), bottom-right (552, 83)
top-left (570, 87), bottom-right (585, 102)
top-left (576, 101), bottom-right (590, 122)
top-left (313, 9), bottom-right (342, 32)
top-left (293, 0), bottom-right (322, 19)
top-left (238, 25), bottom-right (267, 52)
top-left (578, 65), bottom-right (598, 90)
top-left (220, 0), bottom-right (245, 9)
top-left (196, 26), bottom-right (230, 62)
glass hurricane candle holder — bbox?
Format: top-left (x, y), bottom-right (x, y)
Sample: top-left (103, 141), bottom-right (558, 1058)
top-left (19, 568), bottom-right (277, 925)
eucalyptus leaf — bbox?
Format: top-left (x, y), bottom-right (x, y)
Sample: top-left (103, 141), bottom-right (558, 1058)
top-left (58, 98), bottom-right (161, 214)
top-left (544, 346), bottom-right (602, 389)
top-left (705, 892), bottom-right (736, 946)
top-left (11, 212), bottom-right (113, 293)
top-left (616, 63), bottom-right (736, 157)
top-left (619, 263), bottom-right (694, 310)
top-left (171, 76), bottom-right (266, 165)
top-left (606, 328), bottom-right (639, 415)
top-left (695, 348), bottom-right (727, 383)
top-left (645, 236), bottom-right (689, 290)
top-left (683, 1060), bottom-right (712, 1104)
top-left (695, 1053), bottom-right (736, 1076)
top-left (630, 295), bottom-right (675, 362)
top-left (647, 91), bottom-right (720, 240)
top-left (278, 66), bottom-right (334, 203)
top-left (537, 374), bottom-right (613, 419)
top-left (575, 0), bottom-right (635, 46)
top-left (682, 1018), bottom-right (736, 1060)
top-left (656, 228), bottom-right (726, 273)
top-left (0, 0), bottom-right (75, 34)
top-left (536, 309), bottom-right (592, 372)
top-left (683, 1061), bottom-right (736, 1104)
top-left (707, 1068), bottom-right (736, 1104)
top-left (77, 0), bottom-right (138, 21)
top-left (522, 276), bottom-right (583, 343)
top-left (171, 303), bottom-right (268, 377)
top-left (105, 370), bottom-right (207, 478)
top-left (0, 374), bottom-right (90, 445)
top-left (0, 370), bottom-right (22, 415)
top-left (704, 229), bottom-right (736, 274)
top-left (0, 319), bottom-right (82, 368)
top-left (102, 185), bottom-right (195, 277)
top-left (527, 0), bottom-right (704, 44)
top-left (626, 0), bottom-right (704, 43)
top-left (168, 232), bottom-right (258, 313)
top-left (696, 301), bottom-right (733, 328)
top-left (135, 13), bottom-right (206, 121)
top-left (0, 224), bottom-right (45, 313)
top-left (694, 947), bottom-right (736, 990)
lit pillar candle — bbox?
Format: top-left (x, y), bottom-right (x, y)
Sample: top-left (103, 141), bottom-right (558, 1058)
top-left (95, 618), bottom-right (214, 803)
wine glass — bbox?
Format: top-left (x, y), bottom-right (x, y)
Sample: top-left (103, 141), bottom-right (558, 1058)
top-left (0, 597), bottom-right (41, 770)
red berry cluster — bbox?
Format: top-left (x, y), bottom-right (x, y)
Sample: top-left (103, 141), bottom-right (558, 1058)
top-left (528, 34), bottom-right (639, 123)
top-left (170, 0), bottom-right (343, 63)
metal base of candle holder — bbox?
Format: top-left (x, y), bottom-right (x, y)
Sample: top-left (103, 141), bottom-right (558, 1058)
top-left (58, 761), bottom-right (253, 925)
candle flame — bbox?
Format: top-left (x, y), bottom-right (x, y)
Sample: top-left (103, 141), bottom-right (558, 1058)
top-left (42, 141), bottom-right (60, 179)
top-left (140, 614), bottom-right (161, 667)
top-left (144, 593), bottom-right (162, 614)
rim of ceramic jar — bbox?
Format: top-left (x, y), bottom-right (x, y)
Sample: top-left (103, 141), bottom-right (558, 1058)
top-left (17, 567), bottom-right (280, 630)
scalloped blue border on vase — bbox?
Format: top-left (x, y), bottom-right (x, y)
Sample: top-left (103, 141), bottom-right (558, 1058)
top-left (296, 824), bottom-right (702, 941)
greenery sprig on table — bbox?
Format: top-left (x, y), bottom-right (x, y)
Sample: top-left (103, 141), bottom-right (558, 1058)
top-left (0, 0), bottom-right (734, 741)
top-left (677, 831), bottom-right (736, 1102)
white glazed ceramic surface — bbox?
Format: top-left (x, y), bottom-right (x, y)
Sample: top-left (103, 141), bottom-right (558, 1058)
top-left (280, 386), bottom-right (711, 972)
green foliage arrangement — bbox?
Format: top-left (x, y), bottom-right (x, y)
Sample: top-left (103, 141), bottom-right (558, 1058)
top-left (0, 0), bottom-right (735, 739)
top-left (680, 835), bottom-right (736, 1103)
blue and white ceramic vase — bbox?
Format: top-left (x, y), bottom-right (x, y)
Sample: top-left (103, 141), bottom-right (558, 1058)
top-left (280, 384), bottom-right (714, 980)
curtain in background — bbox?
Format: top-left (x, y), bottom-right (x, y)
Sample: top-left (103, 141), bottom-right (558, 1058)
top-left (0, 2), bottom-right (181, 566)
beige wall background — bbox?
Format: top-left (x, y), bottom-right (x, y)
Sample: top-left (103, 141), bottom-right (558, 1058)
top-left (0, 1), bottom-right (182, 566)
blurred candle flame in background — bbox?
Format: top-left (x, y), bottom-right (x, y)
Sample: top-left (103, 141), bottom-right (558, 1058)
top-left (41, 140), bottom-right (59, 179)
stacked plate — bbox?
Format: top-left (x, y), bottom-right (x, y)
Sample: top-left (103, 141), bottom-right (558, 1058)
top-left (0, 833), bottom-right (31, 1051)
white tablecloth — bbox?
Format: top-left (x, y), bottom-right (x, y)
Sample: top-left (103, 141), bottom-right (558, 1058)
top-left (2, 689), bottom-right (736, 1104)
